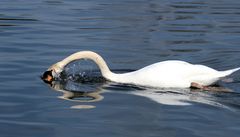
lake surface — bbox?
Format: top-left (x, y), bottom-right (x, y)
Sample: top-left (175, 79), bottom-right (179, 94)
top-left (1, 0), bottom-right (240, 137)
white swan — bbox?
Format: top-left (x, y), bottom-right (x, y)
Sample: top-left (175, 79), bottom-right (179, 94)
top-left (42, 51), bottom-right (240, 89)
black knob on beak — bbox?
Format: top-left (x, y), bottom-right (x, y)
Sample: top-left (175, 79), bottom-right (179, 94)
top-left (41, 70), bottom-right (54, 84)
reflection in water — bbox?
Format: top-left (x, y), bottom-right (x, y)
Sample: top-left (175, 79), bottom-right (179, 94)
top-left (49, 80), bottom-right (105, 109)
top-left (51, 81), bottom-right (104, 102)
top-left (131, 88), bottom-right (231, 110)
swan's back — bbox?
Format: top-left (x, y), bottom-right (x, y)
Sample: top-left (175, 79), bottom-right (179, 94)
top-left (116, 60), bottom-right (233, 88)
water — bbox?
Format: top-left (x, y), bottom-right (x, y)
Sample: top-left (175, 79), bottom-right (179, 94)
top-left (1, 0), bottom-right (240, 136)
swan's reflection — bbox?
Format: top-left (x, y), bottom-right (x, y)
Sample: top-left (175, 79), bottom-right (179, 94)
top-left (131, 88), bottom-right (231, 109)
top-left (46, 77), bottom-right (232, 110)
top-left (50, 80), bottom-right (105, 109)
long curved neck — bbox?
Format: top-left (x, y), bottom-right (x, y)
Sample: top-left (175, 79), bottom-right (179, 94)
top-left (58, 51), bottom-right (115, 79)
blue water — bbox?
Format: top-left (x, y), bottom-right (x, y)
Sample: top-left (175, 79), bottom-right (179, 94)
top-left (1, 0), bottom-right (240, 137)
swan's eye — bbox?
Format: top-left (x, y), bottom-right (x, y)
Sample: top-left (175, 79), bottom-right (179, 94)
top-left (41, 70), bottom-right (54, 84)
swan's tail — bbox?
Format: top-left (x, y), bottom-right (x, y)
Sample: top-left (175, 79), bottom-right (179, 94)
top-left (219, 67), bottom-right (240, 77)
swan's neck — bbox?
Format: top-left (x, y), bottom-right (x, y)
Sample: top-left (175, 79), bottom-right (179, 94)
top-left (58, 51), bottom-right (115, 80)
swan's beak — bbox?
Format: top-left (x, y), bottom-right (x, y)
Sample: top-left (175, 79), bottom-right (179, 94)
top-left (41, 62), bottom-right (63, 85)
top-left (41, 70), bottom-right (54, 84)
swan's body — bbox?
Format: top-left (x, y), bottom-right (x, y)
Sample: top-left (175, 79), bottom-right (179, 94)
top-left (107, 61), bottom-right (239, 88)
top-left (43, 51), bottom-right (240, 88)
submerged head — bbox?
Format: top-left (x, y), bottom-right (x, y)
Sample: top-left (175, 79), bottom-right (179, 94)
top-left (41, 62), bottom-right (63, 84)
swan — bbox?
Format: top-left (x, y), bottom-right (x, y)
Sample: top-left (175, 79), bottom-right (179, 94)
top-left (42, 51), bottom-right (240, 89)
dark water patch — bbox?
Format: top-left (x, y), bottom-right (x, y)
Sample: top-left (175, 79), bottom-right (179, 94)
top-left (78, 27), bottom-right (114, 30)
top-left (171, 48), bottom-right (201, 53)
top-left (173, 1), bottom-right (207, 5)
top-left (44, 0), bottom-right (64, 4)
top-left (166, 39), bottom-right (209, 45)
top-left (170, 23), bottom-right (212, 27)
top-left (174, 11), bottom-right (204, 14)
top-left (211, 12), bottom-right (240, 15)
top-left (211, 6), bottom-right (240, 10)
top-left (170, 5), bottom-right (206, 9)
top-left (220, 25), bottom-right (240, 29)
top-left (220, 31), bottom-right (240, 34)
top-left (0, 18), bottom-right (38, 21)
top-left (167, 29), bottom-right (209, 33)
top-left (0, 24), bottom-right (16, 26)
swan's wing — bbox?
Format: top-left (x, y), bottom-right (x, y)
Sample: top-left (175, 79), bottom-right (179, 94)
top-left (131, 61), bottom-right (220, 87)
top-left (127, 61), bottom-right (195, 87)
top-left (118, 60), bottom-right (239, 88)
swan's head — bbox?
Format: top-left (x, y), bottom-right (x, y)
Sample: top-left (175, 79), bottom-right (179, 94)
top-left (41, 62), bottom-right (63, 84)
